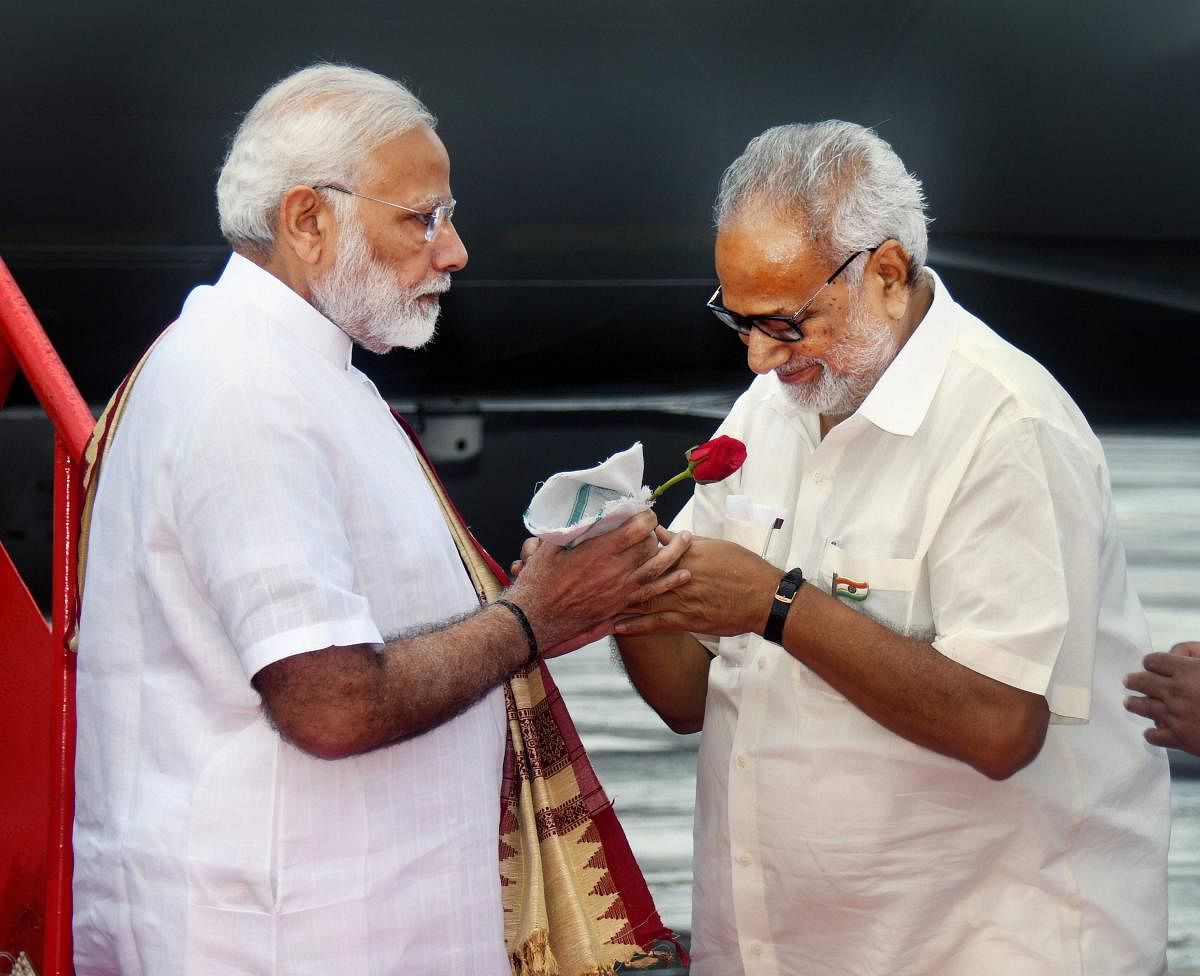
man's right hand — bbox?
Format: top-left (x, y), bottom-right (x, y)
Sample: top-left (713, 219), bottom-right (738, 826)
top-left (1124, 641), bottom-right (1200, 756)
top-left (505, 510), bottom-right (692, 654)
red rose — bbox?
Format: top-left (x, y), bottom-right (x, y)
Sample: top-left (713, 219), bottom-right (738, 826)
top-left (651, 435), bottom-right (748, 499)
top-left (686, 435), bottom-right (748, 483)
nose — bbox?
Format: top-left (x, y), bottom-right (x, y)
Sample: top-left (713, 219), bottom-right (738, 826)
top-left (744, 328), bottom-right (793, 375)
top-left (432, 220), bottom-right (468, 272)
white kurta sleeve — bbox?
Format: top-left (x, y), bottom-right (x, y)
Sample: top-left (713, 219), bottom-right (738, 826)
top-left (171, 369), bottom-right (384, 677)
top-left (928, 416), bottom-right (1105, 720)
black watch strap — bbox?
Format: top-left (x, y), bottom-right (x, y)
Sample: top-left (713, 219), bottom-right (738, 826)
top-left (763, 567), bottom-right (804, 645)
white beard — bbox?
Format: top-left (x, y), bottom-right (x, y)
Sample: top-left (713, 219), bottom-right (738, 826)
top-left (310, 215), bottom-right (450, 354)
top-left (778, 289), bottom-right (899, 416)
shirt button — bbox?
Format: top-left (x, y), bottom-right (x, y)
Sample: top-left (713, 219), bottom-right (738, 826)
top-left (738, 852), bottom-right (752, 866)
top-left (757, 657), bottom-right (767, 670)
top-left (751, 942), bottom-right (764, 957)
top-left (736, 754), bottom-right (748, 768)
top-left (812, 469), bottom-right (825, 483)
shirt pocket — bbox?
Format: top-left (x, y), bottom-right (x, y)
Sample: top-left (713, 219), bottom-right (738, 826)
top-left (818, 541), bottom-right (930, 633)
top-left (719, 493), bottom-right (790, 559)
top-left (721, 516), bottom-right (779, 563)
top-left (793, 542), bottom-right (933, 700)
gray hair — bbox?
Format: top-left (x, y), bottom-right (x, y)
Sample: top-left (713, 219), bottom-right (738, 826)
top-left (217, 63), bottom-right (436, 258)
top-left (714, 121), bottom-right (929, 285)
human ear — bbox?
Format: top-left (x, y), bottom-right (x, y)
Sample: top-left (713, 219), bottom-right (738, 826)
top-left (276, 185), bottom-right (334, 267)
top-left (871, 239), bottom-right (913, 320)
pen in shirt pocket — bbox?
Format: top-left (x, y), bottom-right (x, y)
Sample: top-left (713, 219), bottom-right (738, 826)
top-left (761, 516), bottom-right (784, 558)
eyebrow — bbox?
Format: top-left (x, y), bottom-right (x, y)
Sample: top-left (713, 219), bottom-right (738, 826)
top-left (755, 301), bottom-right (822, 321)
top-left (408, 194), bottom-right (452, 210)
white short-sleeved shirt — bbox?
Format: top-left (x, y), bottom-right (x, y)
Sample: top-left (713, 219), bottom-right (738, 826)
top-left (673, 271), bottom-right (1170, 975)
top-left (72, 254), bottom-right (509, 976)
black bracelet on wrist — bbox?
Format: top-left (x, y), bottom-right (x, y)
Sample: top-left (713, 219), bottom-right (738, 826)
top-left (763, 567), bottom-right (804, 645)
top-left (495, 598), bottom-right (539, 666)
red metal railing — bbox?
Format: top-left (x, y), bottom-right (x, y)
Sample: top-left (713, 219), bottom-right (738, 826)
top-left (1, 256), bottom-right (93, 975)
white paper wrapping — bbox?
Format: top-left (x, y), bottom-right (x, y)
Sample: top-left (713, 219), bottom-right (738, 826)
top-left (522, 442), bottom-right (653, 547)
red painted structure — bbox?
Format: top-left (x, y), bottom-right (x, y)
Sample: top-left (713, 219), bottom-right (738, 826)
top-left (1, 257), bottom-right (93, 974)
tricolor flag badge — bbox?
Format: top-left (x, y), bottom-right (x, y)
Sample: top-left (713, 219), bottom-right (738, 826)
top-left (833, 575), bottom-right (869, 602)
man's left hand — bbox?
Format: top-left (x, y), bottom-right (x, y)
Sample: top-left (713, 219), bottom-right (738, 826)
top-left (616, 527), bottom-right (779, 639)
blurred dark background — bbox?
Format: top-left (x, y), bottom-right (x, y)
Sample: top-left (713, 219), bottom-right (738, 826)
top-left (3, 0), bottom-right (1199, 604)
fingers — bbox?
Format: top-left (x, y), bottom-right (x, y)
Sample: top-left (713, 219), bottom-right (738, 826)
top-left (511, 536), bottom-right (545, 576)
top-left (1123, 691), bottom-right (1152, 720)
top-left (1124, 668), bottom-right (1166, 697)
top-left (1123, 693), bottom-right (1155, 720)
top-left (618, 528), bottom-right (693, 606)
top-left (1124, 686), bottom-right (1173, 728)
top-left (636, 530), bottom-right (693, 584)
top-left (1145, 725), bottom-right (1182, 750)
top-left (628, 567), bottom-right (691, 609)
top-left (555, 511), bottom-right (668, 584)
top-left (1141, 652), bottom-right (1178, 676)
top-left (509, 512), bottom-right (670, 647)
top-left (609, 510), bottom-right (660, 551)
top-left (1125, 655), bottom-right (1200, 754)
top-left (1172, 641), bottom-right (1200, 659)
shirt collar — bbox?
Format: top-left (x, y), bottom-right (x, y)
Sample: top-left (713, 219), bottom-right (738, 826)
top-left (856, 268), bottom-right (957, 437)
top-left (216, 252), bottom-right (355, 370)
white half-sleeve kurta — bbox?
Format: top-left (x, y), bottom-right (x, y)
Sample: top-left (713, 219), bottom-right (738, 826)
top-left (673, 271), bottom-right (1170, 975)
top-left (73, 254), bottom-right (510, 976)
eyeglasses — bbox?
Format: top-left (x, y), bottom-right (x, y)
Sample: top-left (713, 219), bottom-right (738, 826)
top-left (313, 184), bottom-right (457, 243)
top-left (707, 246), bottom-right (878, 342)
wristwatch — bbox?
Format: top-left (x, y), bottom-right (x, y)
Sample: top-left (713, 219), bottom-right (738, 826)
top-left (763, 567), bottom-right (804, 645)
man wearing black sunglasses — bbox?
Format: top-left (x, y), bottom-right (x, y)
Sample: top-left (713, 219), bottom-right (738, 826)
top-left (617, 121), bottom-right (1168, 974)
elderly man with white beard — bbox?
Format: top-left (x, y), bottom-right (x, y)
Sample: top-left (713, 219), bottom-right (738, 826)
top-left (70, 64), bottom-right (690, 976)
top-left (613, 121), bottom-right (1170, 974)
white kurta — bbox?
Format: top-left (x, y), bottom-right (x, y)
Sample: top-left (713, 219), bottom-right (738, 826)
top-left (674, 272), bottom-right (1170, 975)
top-left (73, 254), bottom-right (509, 975)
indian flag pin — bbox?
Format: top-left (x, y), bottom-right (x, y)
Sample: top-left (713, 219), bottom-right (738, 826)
top-left (833, 575), bottom-right (869, 602)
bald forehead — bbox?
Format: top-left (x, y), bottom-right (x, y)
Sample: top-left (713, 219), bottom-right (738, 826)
top-left (715, 205), bottom-right (819, 279)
